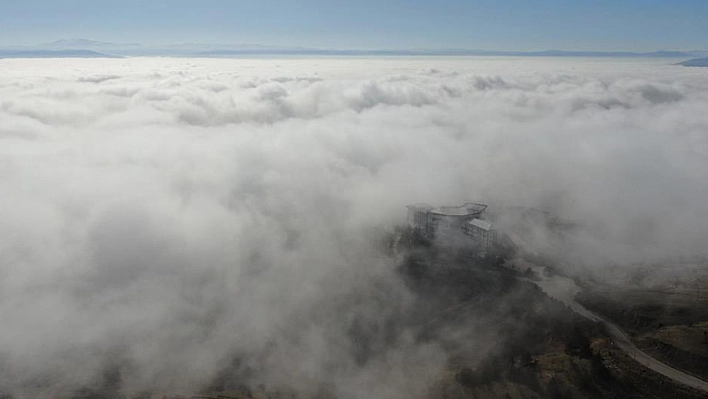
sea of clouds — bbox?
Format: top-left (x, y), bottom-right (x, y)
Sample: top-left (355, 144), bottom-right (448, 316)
top-left (0, 57), bottom-right (707, 397)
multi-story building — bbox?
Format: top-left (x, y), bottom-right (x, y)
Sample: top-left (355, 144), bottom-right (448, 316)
top-left (407, 202), bottom-right (500, 252)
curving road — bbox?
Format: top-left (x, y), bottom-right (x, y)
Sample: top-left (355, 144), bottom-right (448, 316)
top-left (521, 262), bottom-right (708, 394)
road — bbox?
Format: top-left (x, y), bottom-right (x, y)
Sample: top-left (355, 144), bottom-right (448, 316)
top-left (520, 262), bottom-right (708, 394)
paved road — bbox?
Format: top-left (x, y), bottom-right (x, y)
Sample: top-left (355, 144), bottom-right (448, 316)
top-left (521, 262), bottom-right (708, 394)
top-left (601, 318), bottom-right (708, 393)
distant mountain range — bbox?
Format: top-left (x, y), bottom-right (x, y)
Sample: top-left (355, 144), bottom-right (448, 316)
top-left (0, 49), bottom-right (122, 59)
top-left (678, 58), bottom-right (708, 67)
top-left (42, 38), bottom-right (142, 49)
top-left (1, 38), bottom-right (707, 59)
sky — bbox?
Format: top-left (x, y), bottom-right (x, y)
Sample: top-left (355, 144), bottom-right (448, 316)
top-left (1, 0), bottom-right (707, 51)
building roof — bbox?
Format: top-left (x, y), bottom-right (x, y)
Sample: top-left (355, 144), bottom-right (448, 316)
top-left (432, 206), bottom-right (470, 216)
top-left (461, 202), bottom-right (488, 213)
top-left (468, 218), bottom-right (494, 231)
top-left (430, 202), bottom-right (488, 217)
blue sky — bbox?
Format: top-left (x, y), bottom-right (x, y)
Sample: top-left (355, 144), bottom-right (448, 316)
top-left (1, 0), bottom-right (707, 50)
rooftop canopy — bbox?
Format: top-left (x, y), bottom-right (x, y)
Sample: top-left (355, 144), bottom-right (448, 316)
top-left (430, 202), bottom-right (487, 217)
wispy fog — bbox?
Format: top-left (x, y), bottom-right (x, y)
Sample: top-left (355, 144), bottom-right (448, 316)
top-left (0, 57), bottom-right (707, 397)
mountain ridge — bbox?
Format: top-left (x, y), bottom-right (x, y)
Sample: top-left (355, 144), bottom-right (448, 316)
top-left (3, 38), bottom-right (708, 59)
top-left (0, 49), bottom-right (123, 59)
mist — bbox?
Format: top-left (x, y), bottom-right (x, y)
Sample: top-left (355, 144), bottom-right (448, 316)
top-left (1, 57), bottom-right (707, 398)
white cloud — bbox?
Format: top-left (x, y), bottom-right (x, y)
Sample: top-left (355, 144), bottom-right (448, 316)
top-left (0, 57), bottom-right (707, 397)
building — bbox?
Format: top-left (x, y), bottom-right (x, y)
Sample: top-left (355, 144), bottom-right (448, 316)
top-left (462, 218), bottom-right (500, 254)
top-left (408, 202), bottom-right (496, 248)
top-left (406, 203), bottom-right (435, 237)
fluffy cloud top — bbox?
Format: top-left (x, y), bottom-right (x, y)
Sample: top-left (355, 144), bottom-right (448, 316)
top-left (0, 57), bottom-right (707, 397)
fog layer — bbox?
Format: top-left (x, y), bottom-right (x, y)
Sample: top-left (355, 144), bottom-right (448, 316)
top-left (0, 57), bottom-right (707, 397)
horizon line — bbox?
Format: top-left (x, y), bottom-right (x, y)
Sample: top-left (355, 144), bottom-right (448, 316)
top-left (0, 38), bottom-right (706, 56)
